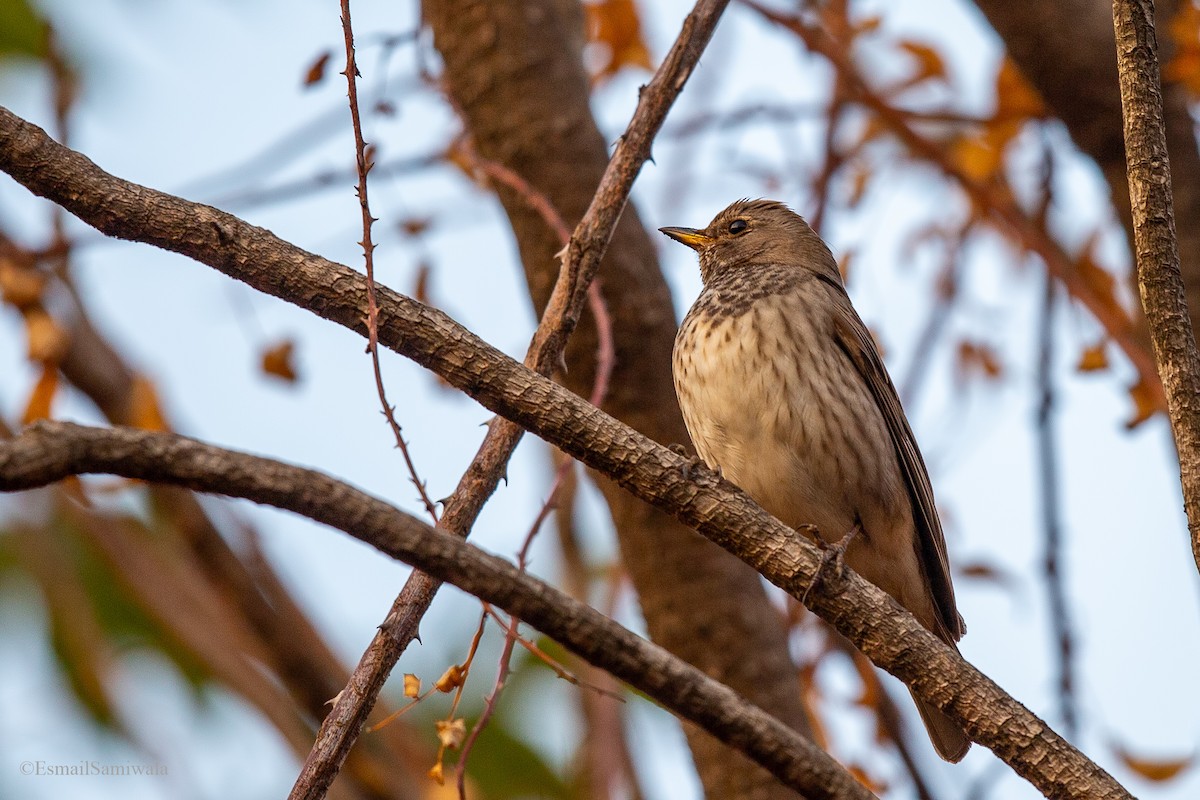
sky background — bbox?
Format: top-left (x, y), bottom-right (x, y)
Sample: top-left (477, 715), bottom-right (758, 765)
top-left (1, 0), bottom-right (1198, 798)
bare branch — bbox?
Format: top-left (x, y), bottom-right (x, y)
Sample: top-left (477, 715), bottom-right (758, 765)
top-left (0, 420), bottom-right (873, 800)
top-left (1112, 0), bottom-right (1200, 575)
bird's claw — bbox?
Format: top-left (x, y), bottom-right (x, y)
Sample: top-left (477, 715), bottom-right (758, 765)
top-left (801, 523), bottom-right (861, 605)
top-left (671, 443), bottom-right (717, 483)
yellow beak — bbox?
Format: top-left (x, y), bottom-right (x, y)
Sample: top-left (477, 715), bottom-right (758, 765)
top-left (659, 226), bottom-right (712, 251)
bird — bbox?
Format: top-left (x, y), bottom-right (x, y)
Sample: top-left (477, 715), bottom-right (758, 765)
top-left (661, 198), bottom-right (970, 762)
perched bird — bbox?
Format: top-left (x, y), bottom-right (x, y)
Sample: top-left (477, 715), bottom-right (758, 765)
top-left (662, 198), bottom-right (970, 762)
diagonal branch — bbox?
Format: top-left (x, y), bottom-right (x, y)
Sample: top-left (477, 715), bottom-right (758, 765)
top-left (0, 420), bottom-right (874, 800)
top-left (0, 104), bottom-right (1133, 799)
top-left (294, 1), bottom-right (730, 795)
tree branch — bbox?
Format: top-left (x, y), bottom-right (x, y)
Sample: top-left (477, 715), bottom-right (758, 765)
top-left (0, 420), bottom-right (872, 800)
top-left (0, 105), bottom-right (1133, 799)
top-left (1112, 0), bottom-right (1200, 575)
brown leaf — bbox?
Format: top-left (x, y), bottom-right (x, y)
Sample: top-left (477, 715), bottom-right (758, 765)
top-left (399, 217), bottom-right (432, 238)
top-left (1113, 742), bottom-right (1195, 782)
top-left (25, 309), bottom-right (69, 364)
top-left (1165, 3), bottom-right (1200, 95)
top-left (261, 339), bottom-right (299, 383)
top-left (956, 340), bottom-right (1003, 383)
top-left (435, 718), bottom-right (466, 750)
top-left (22, 364), bottom-right (58, 424)
top-left (896, 40), bottom-right (946, 86)
top-left (303, 51), bottom-right (331, 88)
top-left (403, 673), bottom-right (421, 698)
top-left (0, 259), bottom-right (45, 309)
top-left (434, 664), bottom-right (465, 693)
top-left (129, 375), bottom-right (170, 432)
top-left (585, 0), bottom-right (653, 83)
top-left (1076, 341), bottom-right (1110, 373)
top-left (957, 560), bottom-right (1019, 590)
top-left (994, 57), bottom-right (1045, 120)
top-left (1125, 376), bottom-right (1162, 430)
top-left (427, 760), bottom-right (444, 785)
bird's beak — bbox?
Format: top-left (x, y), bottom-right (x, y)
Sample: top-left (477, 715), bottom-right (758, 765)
top-left (659, 226), bottom-right (712, 251)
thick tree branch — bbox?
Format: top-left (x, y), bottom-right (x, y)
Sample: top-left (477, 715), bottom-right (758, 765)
top-left (0, 106), bottom-right (1132, 799)
top-left (1112, 0), bottom-right (1200, 573)
top-left (0, 420), bottom-right (871, 800)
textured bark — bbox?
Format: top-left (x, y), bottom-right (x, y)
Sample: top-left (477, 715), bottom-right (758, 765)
top-left (1112, 0), bottom-right (1200, 571)
top-left (423, 1), bottom-right (810, 796)
top-left (970, 0), bottom-right (1200, 343)
top-left (0, 103), bottom-right (1137, 796)
top-left (0, 421), bottom-right (875, 800)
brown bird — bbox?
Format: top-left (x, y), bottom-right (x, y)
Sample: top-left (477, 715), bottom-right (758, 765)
top-left (662, 198), bottom-right (970, 762)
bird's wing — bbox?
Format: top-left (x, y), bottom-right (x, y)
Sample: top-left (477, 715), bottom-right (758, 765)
top-left (822, 277), bottom-right (965, 641)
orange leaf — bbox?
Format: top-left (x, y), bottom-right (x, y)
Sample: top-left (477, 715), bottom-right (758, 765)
top-left (403, 673), bottom-right (421, 698)
top-left (955, 340), bottom-right (1003, 383)
top-left (25, 309), bottom-right (69, 364)
top-left (1165, 3), bottom-right (1200, 95)
top-left (994, 57), bottom-right (1045, 120)
top-left (303, 51), bottom-right (331, 88)
top-left (261, 339), bottom-right (299, 383)
top-left (1114, 742), bottom-right (1195, 782)
top-left (585, 0), bottom-right (653, 83)
top-left (0, 259), bottom-right (45, 309)
top-left (1125, 376), bottom-right (1163, 429)
top-left (1076, 341), bottom-right (1110, 372)
top-left (897, 40), bottom-right (947, 86)
top-left (434, 664), bottom-right (465, 693)
top-left (130, 375), bottom-right (170, 432)
top-left (22, 364), bottom-right (58, 424)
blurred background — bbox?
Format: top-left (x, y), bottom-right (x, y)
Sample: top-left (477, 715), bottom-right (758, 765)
top-left (1, 0), bottom-right (1199, 798)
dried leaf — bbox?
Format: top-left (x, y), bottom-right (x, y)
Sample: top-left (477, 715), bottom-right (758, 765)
top-left (0, 259), bottom-right (44, 309)
top-left (130, 375), bottom-right (170, 432)
top-left (403, 673), bottom-right (421, 698)
top-left (957, 560), bottom-right (1019, 590)
top-left (22, 364), bottom-right (58, 424)
top-left (303, 51), bottom-right (331, 87)
top-left (847, 763), bottom-right (888, 794)
top-left (1113, 742), bottom-right (1195, 782)
top-left (1125, 377), bottom-right (1162, 430)
top-left (434, 664), bottom-right (465, 693)
top-left (436, 718), bottom-right (467, 750)
top-left (25, 309), bottom-right (69, 363)
top-left (994, 57), bottom-right (1045, 119)
top-left (261, 339), bottom-right (299, 383)
top-left (399, 217), bottom-right (432, 238)
top-left (585, 0), bottom-right (653, 83)
top-left (1076, 341), bottom-right (1110, 373)
top-left (1165, 3), bottom-right (1200, 95)
top-left (427, 760), bottom-right (444, 785)
top-left (956, 340), bottom-right (1003, 382)
top-left (897, 40), bottom-right (946, 86)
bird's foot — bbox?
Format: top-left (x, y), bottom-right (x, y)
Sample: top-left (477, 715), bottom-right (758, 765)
top-left (801, 522), bottom-right (862, 604)
top-left (670, 444), bottom-right (720, 484)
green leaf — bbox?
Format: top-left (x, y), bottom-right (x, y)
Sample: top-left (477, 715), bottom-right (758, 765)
top-left (0, 0), bottom-right (48, 61)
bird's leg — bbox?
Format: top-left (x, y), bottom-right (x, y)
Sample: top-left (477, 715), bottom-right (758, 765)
top-left (801, 521), bottom-right (863, 604)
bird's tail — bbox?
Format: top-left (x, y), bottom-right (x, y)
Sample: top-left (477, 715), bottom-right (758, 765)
top-left (911, 693), bottom-right (971, 762)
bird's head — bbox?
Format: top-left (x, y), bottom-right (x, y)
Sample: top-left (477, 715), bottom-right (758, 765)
top-left (660, 199), bottom-right (840, 287)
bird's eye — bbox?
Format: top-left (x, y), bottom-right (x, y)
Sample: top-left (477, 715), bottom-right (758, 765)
top-left (728, 219), bottom-right (749, 235)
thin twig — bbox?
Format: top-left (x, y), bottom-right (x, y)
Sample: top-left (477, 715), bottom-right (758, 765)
top-left (1112, 0), bottom-right (1200, 574)
top-left (340, 0), bottom-right (439, 521)
top-left (1034, 143), bottom-right (1077, 737)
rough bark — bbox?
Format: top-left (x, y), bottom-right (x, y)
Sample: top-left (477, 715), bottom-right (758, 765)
top-left (0, 421), bottom-right (874, 800)
top-left (1112, 0), bottom-right (1200, 571)
top-left (970, 0), bottom-right (1200, 343)
top-left (422, 1), bottom-right (810, 796)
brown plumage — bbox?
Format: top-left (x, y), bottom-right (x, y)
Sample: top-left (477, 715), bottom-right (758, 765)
top-left (663, 198), bottom-right (970, 762)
